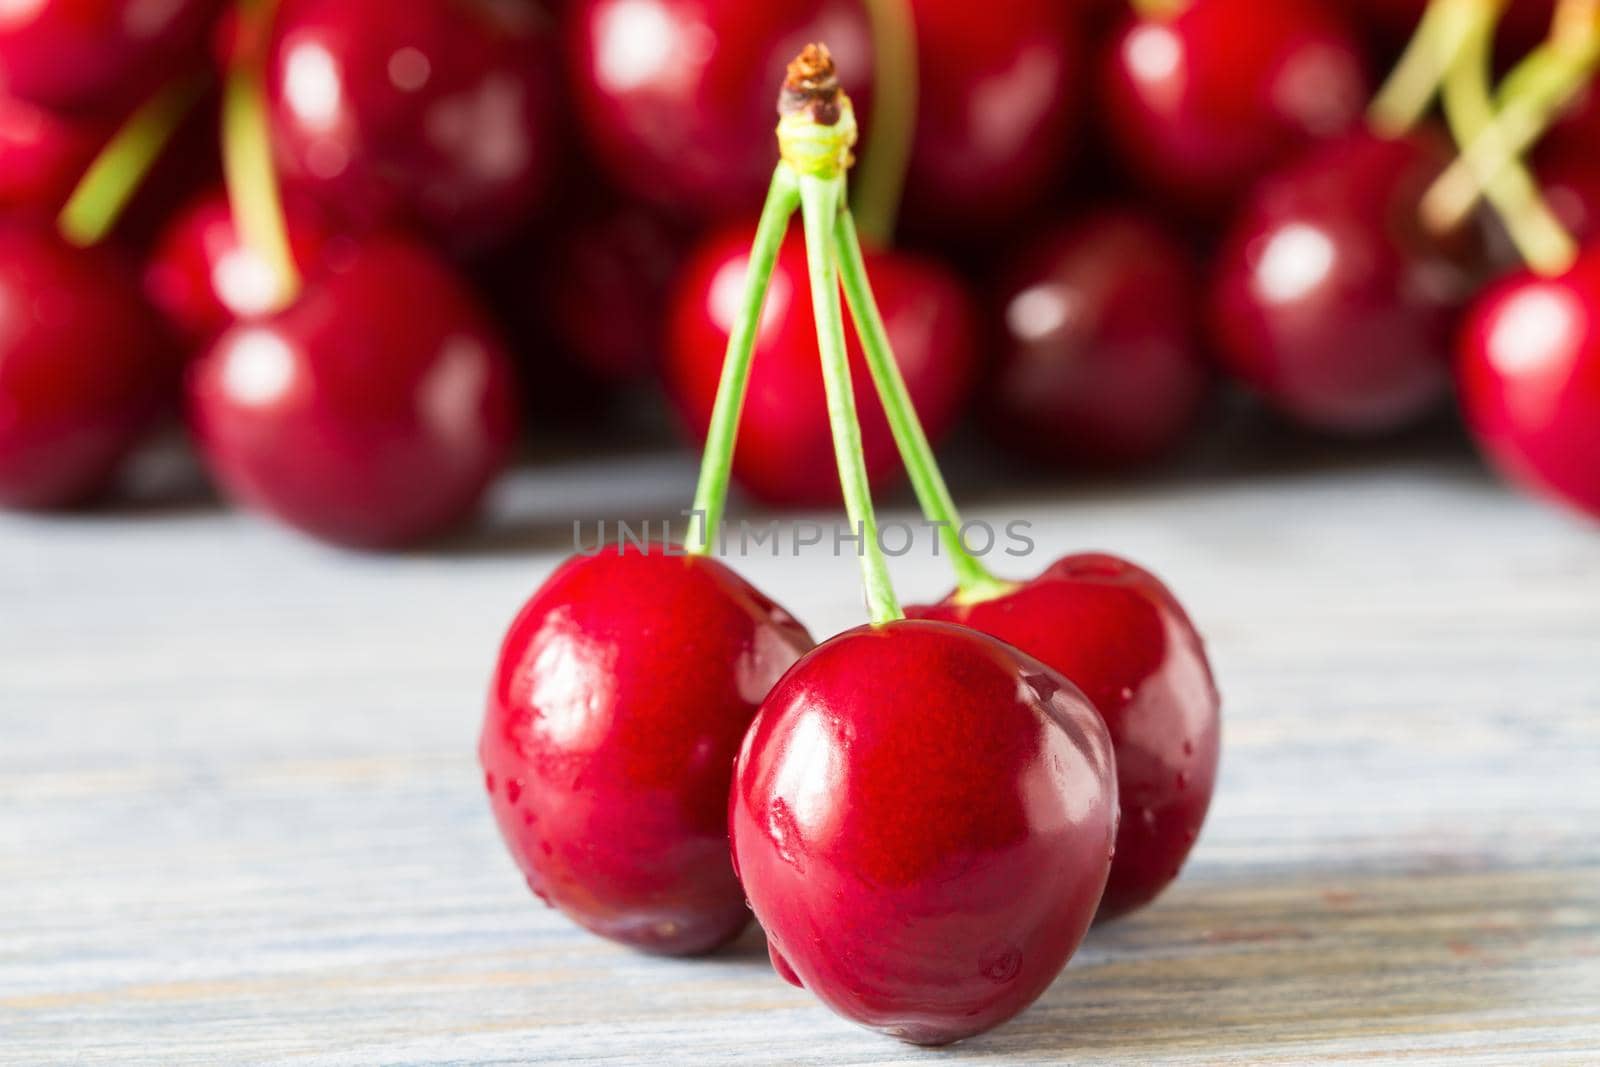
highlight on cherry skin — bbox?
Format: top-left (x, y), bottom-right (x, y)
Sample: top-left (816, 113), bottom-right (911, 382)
top-left (480, 543), bottom-right (813, 955)
top-left (730, 619), bottom-right (1119, 1046)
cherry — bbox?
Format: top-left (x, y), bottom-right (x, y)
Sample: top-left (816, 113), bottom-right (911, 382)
top-left (1102, 0), bottom-right (1368, 210)
top-left (665, 222), bottom-right (976, 506)
top-left (1540, 155), bottom-right (1600, 246)
top-left (481, 543), bottom-right (813, 955)
top-left (145, 188), bottom-right (335, 344)
top-left (896, 0), bottom-right (1080, 230)
top-left (908, 554), bottom-right (1221, 921)
top-left (987, 211), bottom-right (1208, 469)
top-left (730, 619), bottom-right (1117, 1044)
top-left (567, 0), bottom-right (872, 220)
top-left (0, 0), bottom-right (220, 115)
top-left (186, 234), bottom-right (520, 547)
top-left (265, 0), bottom-right (559, 245)
top-left (0, 222), bottom-right (177, 510)
top-left (1209, 130), bottom-right (1473, 434)
top-left (0, 93), bottom-right (104, 216)
top-left (1457, 248), bottom-right (1600, 522)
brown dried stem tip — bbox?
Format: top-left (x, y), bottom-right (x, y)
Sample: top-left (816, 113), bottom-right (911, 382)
top-left (779, 43), bottom-right (843, 126)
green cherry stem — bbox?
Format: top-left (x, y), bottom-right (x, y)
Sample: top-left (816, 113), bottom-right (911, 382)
top-left (834, 208), bottom-right (1013, 604)
top-left (57, 75), bottom-right (207, 247)
top-left (1369, 0), bottom-right (1487, 135)
top-left (852, 0), bottom-right (917, 246)
top-left (685, 165), bottom-right (801, 556)
top-left (799, 172), bottom-right (902, 625)
top-left (223, 0), bottom-right (301, 308)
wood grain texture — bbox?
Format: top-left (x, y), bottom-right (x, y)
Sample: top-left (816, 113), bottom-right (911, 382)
top-left (2, 447), bottom-right (1598, 1065)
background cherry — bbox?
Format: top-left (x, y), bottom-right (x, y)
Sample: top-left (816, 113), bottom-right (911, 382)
top-left (1457, 249), bottom-right (1600, 522)
top-left (909, 554), bottom-right (1222, 921)
top-left (0, 222), bottom-right (178, 510)
top-left (0, 93), bottom-right (104, 216)
top-left (567, 0), bottom-right (873, 220)
top-left (266, 0), bottom-right (560, 246)
top-left (186, 234), bottom-right (520, 547)
top-left (481, 544), bottom-right (813, 955)
top-left (665, 221), bottom-right (975, 506)
top-left (730, 619), bottom-right (1116, 1045)
top-left (987, 211), bottom-right (1208, 469)
top-left (1209, 130), bottom-right (1474, 435)
top-left (1101, 0), bottom-right (1368, 210)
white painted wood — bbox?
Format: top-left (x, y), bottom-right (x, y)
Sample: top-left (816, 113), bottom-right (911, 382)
top-left (3, 446), bottom-right (1598, 1065)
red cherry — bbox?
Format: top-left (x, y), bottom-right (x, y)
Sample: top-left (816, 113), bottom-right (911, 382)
top-left (568, 0), bottom-right (872, 220)
top-left (0, 0), bottom-right (220, 115)
top-left (665, 223), bottom-right (976, 506)
top-left (266, 0), bottom-right (559, 245)
top-left (987, 211), bottom-right (1209, 468)
top-left (1457, 249), bottom-right (1600, 522)
top-left (730, 619), bottom-right (1117, 1045)
top-left (1209, 130), bottom-right (1473, 434)
top-left (144, 189), bottom-right (335, 344)
top-left (909, 554), bottom-right (1221, 921)
top-left (897, 0), bottom-right (1080, 230)
top-left (1102, 0), bottom-right (1367, 210)
top-left (481, 544), bottom-right (813, 955)
top-left (0, 222), bottom-right (177, 510)
top-left (0, 93), bottom-right (104, 216)
top-left (186, 235), bottom-right (520, 547)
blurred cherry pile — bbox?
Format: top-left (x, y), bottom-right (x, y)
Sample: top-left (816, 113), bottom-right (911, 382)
top-left (2, 0), bottom-right (1597, 543)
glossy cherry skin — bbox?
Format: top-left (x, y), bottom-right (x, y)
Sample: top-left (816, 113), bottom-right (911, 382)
top-left (988, 212), bottom-right (1208, 469)
top-left (1102, 0), bottom-right (1367, 210)
top-left (266, 0), bottom-right (559, 245)
top-left (0, 0), bottom-right (220, 114)
top-left (1457, 250), bottom-right (1600, 522)
top-left (481, 544), bottom-right (814, 955)
top-left (145, 189), bottom-right (335, 344)
top-left (665, 223), bottom-right (976, 506)
top-left (731, 620), bottom-right (1117, 1045)
top-left (0, 223), bottom-right (177, 509)
top-left (909, 554), bottom-right (1221, 921)
top-left (1209, 131), bottom-right (1474, 435)
top-left (0, 93), bottom-right (103, 215)
top-left (187, 235), bottom-right (520, 548)
top-left (897, 0), bottom-right (1079, 230)
top-left (568, 0), bottom-right (872, 220)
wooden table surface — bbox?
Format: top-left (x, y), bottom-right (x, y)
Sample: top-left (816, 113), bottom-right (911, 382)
top-left (3, 442), bottom-right (1599, 1065)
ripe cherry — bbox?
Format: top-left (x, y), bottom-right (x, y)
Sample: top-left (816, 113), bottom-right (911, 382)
top-left (665, 222), bottom-right (976, 506)
top-left (145, 189), bottom-right (334, 344)
top-left (567, 0), bottom-right (872, 220)
top-left (1102, 0), bottom-right (1367, 210)
top-left (186, 235), bottom-right (520, 547)
top-left (730, 619), bottom-right (1117, 1044)
top-left (0, 0), bottom-right (220, 115)
top-left (987, 211), bottom-right (1208, 469)
top-left (1457, 248), bottom-right (1600, 522)
top-left (0, 93), bottom-right (103, 216)
top-left (482, 544), bottom-right (813, 955)
top-left (909, 554), bottom-right (1221, 921)
top-left (266, 0), bottom-right (559, 245)
top-left (1209, 130), bottom-right (1473, 434)
top-left (0, 222), bottom-right (177, 510)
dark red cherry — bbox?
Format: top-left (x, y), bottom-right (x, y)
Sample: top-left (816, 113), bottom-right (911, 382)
top-left (730, 619), bottom-right (1117, 1045)
top-left (897, 0), bottom-right (1080, 230)
top-left (1102, 0), bottom-right (1367, 210)
top-left (0, 93), bottom-right (104, 216)
top-left (145, 189), bottom-right (336, 344)
top-left (909, 554), bottom-right (1221, 921)
top-left (186, 235), bottom-right (520, 548)
top-left (266, 0), bottom-right (559, 245)
top-left (0, 222), bottom-right (177, 510)
top-left (1457, 249), bottom-right (1600, 522)
top-left (568, 0), bottom-right (872, 220)
top-left (665, 222), bottom-right (976, 506)
top-left (1541, 155), bottom-right (1600, 246)
top-left (1209, 130), bottom-right (1473, 434)
top-left (481, 544), bottom-right (813, 955)
top-left (0, 0), bottom-right (220, 115)
top-left (987, 211), bottom-right (1208, 469)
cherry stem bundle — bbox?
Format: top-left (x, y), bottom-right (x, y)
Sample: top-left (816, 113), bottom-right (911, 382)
top-left (1369, 0), bottom-right (1490, 135)
top-left (57, 75), bottom-right (207, 247)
